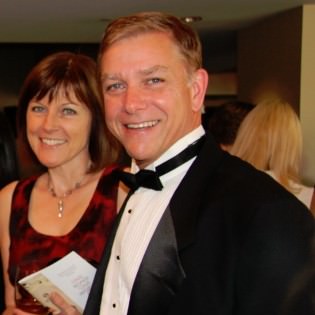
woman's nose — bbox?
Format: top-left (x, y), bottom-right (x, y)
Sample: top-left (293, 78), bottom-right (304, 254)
top-left (43, 111), bottom-right (59, 130)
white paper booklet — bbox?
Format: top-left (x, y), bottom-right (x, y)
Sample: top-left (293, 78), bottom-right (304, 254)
top-left (18, 251), bottom-right (96, 314)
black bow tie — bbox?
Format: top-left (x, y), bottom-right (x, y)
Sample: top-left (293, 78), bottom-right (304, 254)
top-left (118, 136), bottom-right (205, 192)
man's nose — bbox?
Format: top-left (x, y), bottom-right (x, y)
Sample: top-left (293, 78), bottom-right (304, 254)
top-left (123, 86), bottom-right (147, 113)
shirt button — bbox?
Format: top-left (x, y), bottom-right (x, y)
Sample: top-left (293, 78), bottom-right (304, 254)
top-left (116, 255), bottom-right (120, 260)
top-left (128, 209), bottom-right (132, 213)
top-left (112, 303), bottom-right (116, 308)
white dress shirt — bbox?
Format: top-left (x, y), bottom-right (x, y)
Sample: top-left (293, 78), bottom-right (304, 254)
top-left (99, 126), bottom-right (205, 315)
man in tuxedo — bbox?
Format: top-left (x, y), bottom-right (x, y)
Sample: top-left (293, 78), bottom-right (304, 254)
top-left (83, 11), bottom-right (314, 315)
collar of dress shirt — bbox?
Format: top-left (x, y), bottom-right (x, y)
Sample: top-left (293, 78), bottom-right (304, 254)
top-left (131, 125), bottom-right (205, 174)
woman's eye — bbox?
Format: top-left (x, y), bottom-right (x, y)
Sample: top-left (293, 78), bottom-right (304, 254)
top-left (30, 105), bottom-right (45, 113)
top-left (62, 107), bottom-right (76, 115)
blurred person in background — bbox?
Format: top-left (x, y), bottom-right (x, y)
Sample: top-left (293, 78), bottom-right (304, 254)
top-left (207, 100), bottom-right (254, 152)
top-left (230, 99), bottom-right (315, 214)
top-left (0, 110), bottom-right (19, 188)
top-left (0, 109), bottom-right (19, 314)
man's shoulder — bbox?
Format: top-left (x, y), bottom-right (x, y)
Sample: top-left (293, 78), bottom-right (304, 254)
top-left (195, 133), bottom-right (287, 195)
top-left (186, 134), bottom-right (309, 214)
top-left (212, 152), bottom-right (282, 191)
top-left (202, 151), bottom-right (307, 212)
top-left (194, 152), bottom-right (313, 237)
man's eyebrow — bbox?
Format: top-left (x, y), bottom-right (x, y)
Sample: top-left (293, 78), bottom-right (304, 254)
top-left (101, 73), bottom-right (121, 81)
top-left (140, 65), bottom-right (168, 75)
top-left (101, 65), bottom-right (168, 81)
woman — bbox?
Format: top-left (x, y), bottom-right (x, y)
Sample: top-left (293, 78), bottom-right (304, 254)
top-left (0, 51), bottom-right (121, 314)
top-left (230, 99), bottom-right (315, 213)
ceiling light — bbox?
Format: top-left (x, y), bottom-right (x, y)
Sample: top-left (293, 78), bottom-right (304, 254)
top-left (181, 16), bottom-right (202, 23)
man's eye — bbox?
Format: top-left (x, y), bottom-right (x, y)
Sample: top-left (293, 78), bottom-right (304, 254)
top-left (106, 82), bottom-right (125, 92)
top-left (147, 78), bottom-right (164, 85)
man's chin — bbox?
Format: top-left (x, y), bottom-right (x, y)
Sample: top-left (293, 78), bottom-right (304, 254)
top-left (129, 153), bottom-right (155, 168)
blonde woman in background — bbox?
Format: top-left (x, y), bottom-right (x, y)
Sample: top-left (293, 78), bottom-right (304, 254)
top-left (230, 99), bottom-right (315, 214)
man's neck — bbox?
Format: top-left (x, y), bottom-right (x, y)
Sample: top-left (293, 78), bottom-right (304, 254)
top-left (131, 126), bottom-right (205, 172)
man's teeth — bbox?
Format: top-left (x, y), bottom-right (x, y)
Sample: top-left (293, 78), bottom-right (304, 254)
top-left (42, 138), bottom-right (66, 145)
top-left (127, 120), bottom-right (158, 129)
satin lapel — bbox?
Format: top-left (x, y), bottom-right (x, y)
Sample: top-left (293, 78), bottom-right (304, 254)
top-left (128, 206), bottom-right (185, 315)
top-left (170, 133), bottom-right (225, 250)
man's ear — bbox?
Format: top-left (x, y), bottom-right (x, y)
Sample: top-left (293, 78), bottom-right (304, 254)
top-left (191, 68), bottom-right (209, 112)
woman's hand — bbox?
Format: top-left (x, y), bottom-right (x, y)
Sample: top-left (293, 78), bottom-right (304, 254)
top-left (12, 309), bottom-right (39, 315)
top-left (49, 293), bottom-right (81, 315)
top-left (2, 306), bottom-right (14, 315)
top-left (3, 306), bottom-right (46, 315)
top-left (3, 293), bottom-right (81, 315)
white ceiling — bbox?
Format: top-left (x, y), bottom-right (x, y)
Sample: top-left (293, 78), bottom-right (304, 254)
top-left (2, 0), bottom-right (315, 43)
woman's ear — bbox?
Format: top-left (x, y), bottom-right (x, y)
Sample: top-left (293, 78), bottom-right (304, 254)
top-left (191, 68), bottom-right (209, 112)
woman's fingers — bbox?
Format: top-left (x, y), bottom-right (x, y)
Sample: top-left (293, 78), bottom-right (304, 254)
top-left (49, 292), bottom-right (80, 315)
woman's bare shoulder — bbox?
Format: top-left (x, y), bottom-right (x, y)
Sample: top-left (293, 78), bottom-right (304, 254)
top-left (0, 181), bottom-right (18, 201)
top-left (0, 181), bottom-right (19, 221)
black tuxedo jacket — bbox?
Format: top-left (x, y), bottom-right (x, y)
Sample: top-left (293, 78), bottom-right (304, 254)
top-left (84, 133), bottom-right (314, 315)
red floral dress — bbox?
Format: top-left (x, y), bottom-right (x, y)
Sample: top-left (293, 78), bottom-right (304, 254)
top-left (9, 165), bottom-right (119, 285)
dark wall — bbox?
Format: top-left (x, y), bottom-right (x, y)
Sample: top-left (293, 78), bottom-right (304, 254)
top-left (0, 32), bottom-right (237, 107)
top-left (0, 43), bottom-right (99, 105)
top-left (200, 30), bottom-right (237, 73)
